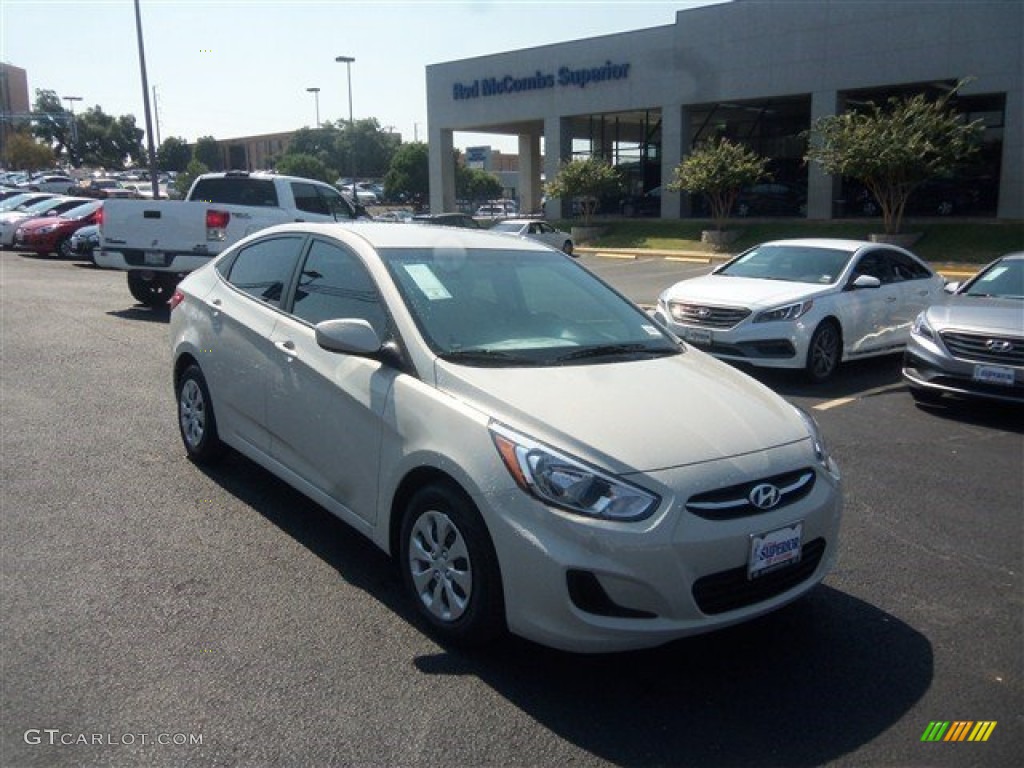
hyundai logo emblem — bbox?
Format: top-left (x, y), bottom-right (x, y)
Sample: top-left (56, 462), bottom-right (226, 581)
top-left (749, 483), bottom-right (782, 510)
top-left (985, 339), bottom-right (1013, 353)
top-left (696, 307), bottom-right (713, 319)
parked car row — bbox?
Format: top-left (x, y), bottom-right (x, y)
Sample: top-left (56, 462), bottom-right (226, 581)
top-left (0, 191), bottom-right (103, 258)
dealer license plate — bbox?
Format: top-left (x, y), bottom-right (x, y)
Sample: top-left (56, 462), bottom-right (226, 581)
top-left (143, 251), bottom-right (165, 266)
top-left (748, 523), bottom-right (802, 580)
top-left (683, 327), bottom-right (712, 346)
top-left (973, 364), bottom-right (1015, 387)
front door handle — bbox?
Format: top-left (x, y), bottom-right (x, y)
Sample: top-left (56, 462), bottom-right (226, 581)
top-left (275, 339), bottom-right (296, 354)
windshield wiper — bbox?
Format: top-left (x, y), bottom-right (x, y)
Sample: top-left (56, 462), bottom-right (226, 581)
top-left (440, 348), bottom-right (534, 366)
top-left (553, 343), bottom-right (678, 363)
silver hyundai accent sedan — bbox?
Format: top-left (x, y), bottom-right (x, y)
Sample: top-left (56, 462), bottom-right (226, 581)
top-left (170, 222), bottom-right (842, 653)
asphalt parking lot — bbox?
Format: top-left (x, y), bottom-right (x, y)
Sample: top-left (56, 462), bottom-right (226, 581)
top-left (1, 250), bottom-right (1021, 767)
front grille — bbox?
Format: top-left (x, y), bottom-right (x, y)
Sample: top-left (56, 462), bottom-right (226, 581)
top-left (669, 302), bottom-right (750, 329)
top-left (686, 468), bottom-right (816, 520)
top-left (692, 538), bottom-right (826, 615)
top-left (940, 330), bottom-right (1024, 366)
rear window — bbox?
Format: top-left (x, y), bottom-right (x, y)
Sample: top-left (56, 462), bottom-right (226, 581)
top-left (189, 177), bottom-right (279, 207)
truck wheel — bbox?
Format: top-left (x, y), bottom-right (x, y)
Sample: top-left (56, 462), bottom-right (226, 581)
top-left (127, 272), bottom-right (174, 308)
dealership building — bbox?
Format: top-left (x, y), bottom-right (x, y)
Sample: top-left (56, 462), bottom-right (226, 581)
top-left (425, 0), bottom-right (1022, 220)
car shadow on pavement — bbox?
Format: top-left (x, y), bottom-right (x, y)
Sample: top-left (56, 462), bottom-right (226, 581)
top-left (107, 306), bottom-right (170, 324)
top-left (416, 587), bottom-right (933, 767)
top-left (196, 450), bottom-right (932, 768)
top-left (733, 354), bottom-right (905, 400)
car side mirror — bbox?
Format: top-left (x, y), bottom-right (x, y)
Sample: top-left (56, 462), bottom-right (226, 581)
top-left (315, 318), bottom-right (382, 356)
top-left (851, 274), bottom-right (881, 290)
top-left (943, 281), bottom-right (960, 294)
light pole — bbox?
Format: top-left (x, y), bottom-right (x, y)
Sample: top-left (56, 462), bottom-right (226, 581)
top-left (306, 87), bottom-right (321, 128)
top-left (62, 95), bottom-right (82, 165)
top-left (335, 55), bottom-right (356, 202)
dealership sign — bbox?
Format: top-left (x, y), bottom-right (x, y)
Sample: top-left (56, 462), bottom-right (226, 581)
top-left (453, 61), bottom-right (631, 100)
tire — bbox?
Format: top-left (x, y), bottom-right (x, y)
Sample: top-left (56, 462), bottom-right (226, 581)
top-left (562, 240), bottom-right (574, 256)
top-left (805, 320), bottom-right (842, 383)
top-left (57, 237), bottom-right (73, 259)
top-left (127, 271), bottom-right (174, 308)
top-left (399, 483), bottom-right (505, 647)
top-left (176, 364), bottom-right (224, 464)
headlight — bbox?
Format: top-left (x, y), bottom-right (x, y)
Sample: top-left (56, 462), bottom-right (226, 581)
top-left (490, 422), bottom-right (660, 521)
top-left (37, 225), bottom-right (58, 234)
top-left (793, 406), bottom-right (836, 474)
top-left (754, 300), bottom-right (814, 323)
top-left (911, 312), bottom-right (935, 340)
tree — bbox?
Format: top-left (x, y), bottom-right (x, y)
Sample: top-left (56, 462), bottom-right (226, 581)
top-left (457, 167), bottom-right (502, 204)
top-left (157, 137), bottom-right (192, 172)
top-left (75, 107), bottom-right (145, 169)
top-left (544, 157), bottom-right (624, 225)
top-left (194, 136), bottom-right (224, 171)
top-left (30, 89), bottom-right (72, 160)
top-left (275, 153), bottom-right (334, 183)
top-left (383, 142), bottom-right (428, 205)
top-left (4, 130), bottom-right (56, 170)
top-left (170, 158), bottom-right (209, 199)
top-left (805, 82), bottom-right (983, 234)
top-left (668, 137), bottom-right (770, 232)
top-left (332, 118), bottom-right (400, 180)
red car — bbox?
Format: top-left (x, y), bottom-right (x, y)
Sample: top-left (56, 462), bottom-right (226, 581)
top-left (13, 200), bottom-right (102, 258)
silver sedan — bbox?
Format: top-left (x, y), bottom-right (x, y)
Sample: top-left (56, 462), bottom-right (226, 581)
top-left (490, 218), bottom-right (574, 255)
top-left (903, 252), bottom-right (1024, 404)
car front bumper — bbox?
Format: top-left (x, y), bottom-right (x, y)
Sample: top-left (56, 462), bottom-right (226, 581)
top-left (902, 334), bottom-right (1024, 404)
top-left (484, 440), bottom-right (842, 653)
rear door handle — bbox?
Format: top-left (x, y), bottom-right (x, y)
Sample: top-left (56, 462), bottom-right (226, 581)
top-left (275, 339), bottom-right (296, 353)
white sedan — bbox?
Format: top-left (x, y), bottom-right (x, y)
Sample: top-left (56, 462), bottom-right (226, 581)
top-left (654, 238), bottom-right (946, 381)
top-left (490, 218), bottom-right (574, 255)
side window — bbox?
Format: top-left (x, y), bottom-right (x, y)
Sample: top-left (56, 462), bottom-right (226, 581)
top-left (225, 236), bottom-right (305, 307)
top-left (318, 186), bottom-right (355, 219)
top-left (291, 182), bottom-right (329, 216)
top-left (853, 252), bottom-right (891, 283)
top-left (291, 239), bottom-right (388, 333)
top-left (889, 251), bottom-right (932, 281)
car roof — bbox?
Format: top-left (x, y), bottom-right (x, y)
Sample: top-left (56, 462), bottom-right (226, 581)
top-left (757, 238), bottom-right (872, 252)
top-left (261, 221), bottom-right (547, 252)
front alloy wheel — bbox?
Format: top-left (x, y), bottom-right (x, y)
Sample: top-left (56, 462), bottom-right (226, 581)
top-left (806, 321), bottom-right (841, 383)
top-left (400, 483), bottom-right (504, 646)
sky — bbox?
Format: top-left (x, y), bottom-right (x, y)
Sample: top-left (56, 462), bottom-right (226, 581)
top-left (1, 0), bottom-right (723, 154)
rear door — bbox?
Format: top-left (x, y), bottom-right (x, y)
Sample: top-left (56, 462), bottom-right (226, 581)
top-left (202, 234), bottom-right (307, 455)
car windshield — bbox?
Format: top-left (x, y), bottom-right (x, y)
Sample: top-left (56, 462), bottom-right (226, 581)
top-left (380, 247), bottom-right (681, 366)
top-left (963, 258), bottom-right (1024, 299)
top-left (60, 201), bottom-right (102, 220)
top-left (18, 198), bottom-right (61, 213)
top-left (489, 222), bottom-right (523, 234)
top-left (718, 244), bottom-right (854, 284)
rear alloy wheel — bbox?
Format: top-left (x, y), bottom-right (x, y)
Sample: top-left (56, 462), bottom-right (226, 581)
top-left (127, 271), bottom-right (175, 308)
top-left (176, 364), bottom-right (224, 464)
top-left (805, 321), bottom-right (842, 383)
top-left (400, 483), bottom-right (505, 646)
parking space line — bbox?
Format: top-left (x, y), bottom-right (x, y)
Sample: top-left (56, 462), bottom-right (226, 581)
top-left (813, 382), bottom-right (907, 411)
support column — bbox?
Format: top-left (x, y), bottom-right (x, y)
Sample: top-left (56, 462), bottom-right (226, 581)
top-left (543, 116), bottom-right (573, 220)
top-left (808, 90), bottom-right (843, 220)
top-left (518, 133), bottom-right (542, 215)
top-left (660, 104), bottom-right (688, 219)
top-left (998, 86), bottom-right (1022, 219)
top-left (428, 126), bottom-right (455, 213)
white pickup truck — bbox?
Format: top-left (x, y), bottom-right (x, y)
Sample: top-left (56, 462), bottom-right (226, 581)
top-left (96, 172), bottom-right (365, 307)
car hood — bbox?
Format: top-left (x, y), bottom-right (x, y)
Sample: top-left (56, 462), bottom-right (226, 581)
top-left (18, 216), bottom-right (72, 231)
top-left (660, 274), bottom-right (835, 309)
top-left (433, 351), bottom-right (808, 474)
top-left (925, 296), bottom-right (1024, 336)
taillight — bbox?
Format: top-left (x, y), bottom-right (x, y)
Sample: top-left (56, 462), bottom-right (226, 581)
top-left (95, 206), bottom-right (104, 229)
top-left (206, 209), bottom-right (230, 241)
top-left (169, 289), bottom-right (185, 311)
